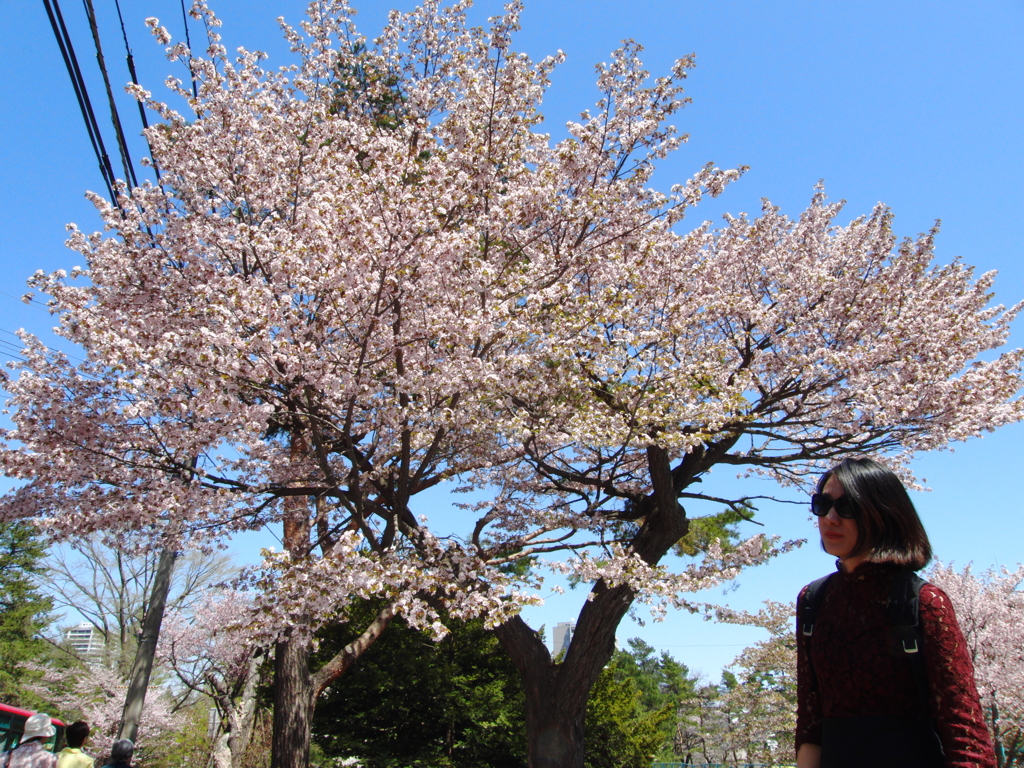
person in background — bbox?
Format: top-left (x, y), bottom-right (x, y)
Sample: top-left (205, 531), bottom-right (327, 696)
top-left (99, 741), bottom-right (131, 768)
top-left (1, 713), bottom-right (57, 768)
top-left (56, 723), bottom-right (92, 768)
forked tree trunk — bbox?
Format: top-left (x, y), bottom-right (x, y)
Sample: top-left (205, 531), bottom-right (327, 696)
top-left (496, 445), bottom-right (696, 768)
top-left (266, 602), bottom-right (396, 768)
top-left (495, 582), bottom-right (635, 768)
top-left (269, 429), bottom-right (400, 768)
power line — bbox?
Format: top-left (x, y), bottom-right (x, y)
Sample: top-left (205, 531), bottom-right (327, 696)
top-left (41, 0), bottom-right (120, 206)
top-left (0, 339), bottom-right (28, 359)
top-left (113, 0), bottom-right (161, 183)
top-left (0, 328), bottom-right (87, 366)
top-left (81, 0), bottom-right (139, 190)
top-left (657, 643), bottom-right (750, 648)
top-left (177, 0), bottom-right (199, 101)
top-left (0, 289), bottom-right (49, 309)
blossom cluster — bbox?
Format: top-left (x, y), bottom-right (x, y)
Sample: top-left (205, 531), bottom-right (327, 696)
top-left (929, 561), bottom-right (1024, 760)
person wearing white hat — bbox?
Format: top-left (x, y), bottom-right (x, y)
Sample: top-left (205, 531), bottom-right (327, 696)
top-left (1, 713), bottom-right (58, 768)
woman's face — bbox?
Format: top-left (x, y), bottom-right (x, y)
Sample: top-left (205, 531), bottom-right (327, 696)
top-left (818, 475), bottom-right (861, 567)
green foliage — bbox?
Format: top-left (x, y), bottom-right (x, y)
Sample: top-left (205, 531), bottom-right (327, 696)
top-left (612, 638), bottom-right (697, 712)
top-left (311, 612), bottom-right (705, 768)
top-left (721, 669), bottom-right (738, 690)
top-left (0, 521), bottom-right (54, 706)
top-left (311, 605), bottom-right (527, 768)
top-left (590, 639), bottom-right (702, 764)
top-left (496, 555), bottom-right (536, 579)
top-left (584, 658), bottom-right (675, 768)
top-left (148, 702), bottom-right (214, 768)
top-left (674, 505), bottom-right (754, 558)
top-left (330, 41), bottom-right (406, 131)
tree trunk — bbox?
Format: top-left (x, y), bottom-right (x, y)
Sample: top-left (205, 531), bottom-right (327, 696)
top-left (495, 580), bottom-right (636, 768)
top-left (270, 429), bottom-right (315, 768)
top-left (522, 673), bottom-right (587, 768)
top-left (496, 444), bottom-right (695, 767)
top-left (990, 701), bottom-right (1005, 768)
top-left (272, 632), bottom-right (312, 768)
top-left (494, 616), bottom-right (573, 767)
top-left (212, 731), bottom-right (232, 768)
top-left (227, 648), bottom-right (264, 768)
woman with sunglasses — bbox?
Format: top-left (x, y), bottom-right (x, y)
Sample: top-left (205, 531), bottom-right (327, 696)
top-left (795, 457), bottom-right (995, 768)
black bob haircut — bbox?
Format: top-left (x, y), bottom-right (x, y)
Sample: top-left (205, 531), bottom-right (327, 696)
top-left (816, 457), bottom-right (932, 571)
top-left (66, 721), bottom-right (90, 748)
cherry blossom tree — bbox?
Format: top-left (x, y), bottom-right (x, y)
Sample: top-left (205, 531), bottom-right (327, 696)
top-left (716, 602), bottom-right (798, 765)
top-left (928, 562), bottom-right (1024, 768)
top-left (159, 591), bottom-right (264, 768)
top-left (480, 185), bottom-right (1023, 764)
top-left (24, 661), bottom-right (184, 764)
top-left (2, 2), bottom-right (733, 764)
top-left (1, 2), bottom-right (1023, 767)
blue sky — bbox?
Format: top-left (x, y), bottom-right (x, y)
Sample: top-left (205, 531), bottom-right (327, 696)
top-left (2, 0), bottom-right (1022, 678)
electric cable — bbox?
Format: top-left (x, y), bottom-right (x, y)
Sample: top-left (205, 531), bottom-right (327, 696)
top-left (0, 289), bottom-right (49, 308)
top-left (41, 0), bottom-right (120, 207)
top-left (0, 328), bottom-right (88, 365)
top-left (81, 0), bottom-right (139, 190)
top-left (113, 0), bottom-right (161, 183)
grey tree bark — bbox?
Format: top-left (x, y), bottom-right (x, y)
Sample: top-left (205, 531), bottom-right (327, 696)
top-left (117, 548), bottom-right (177, 742)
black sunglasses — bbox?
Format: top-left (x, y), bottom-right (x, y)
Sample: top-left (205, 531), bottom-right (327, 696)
top-left (810, 493), bottom-right (859, 519)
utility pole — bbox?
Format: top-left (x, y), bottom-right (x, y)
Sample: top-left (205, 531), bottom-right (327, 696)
top-left (117, 548), bottom-right (177, 743)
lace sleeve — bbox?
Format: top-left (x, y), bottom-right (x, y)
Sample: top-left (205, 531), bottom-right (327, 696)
top-left (920, 584), bottom-right (996, 768)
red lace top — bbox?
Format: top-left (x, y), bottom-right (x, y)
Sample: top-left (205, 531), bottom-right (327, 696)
top-left (796, 561), bottom-right (995, 767)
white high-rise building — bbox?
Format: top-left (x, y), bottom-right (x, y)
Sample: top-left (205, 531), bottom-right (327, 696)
top-left (65, 623), bottom-right (105, 659)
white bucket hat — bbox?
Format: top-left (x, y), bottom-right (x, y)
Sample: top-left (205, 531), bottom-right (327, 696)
top-left (20, 713), bottom-right (55, 743)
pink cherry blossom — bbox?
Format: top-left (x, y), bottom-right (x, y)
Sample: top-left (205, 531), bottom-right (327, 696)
top-left (929, 562), bottom-right (1024, 767)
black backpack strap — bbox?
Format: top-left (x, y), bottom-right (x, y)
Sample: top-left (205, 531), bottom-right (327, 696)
top-left (887, 571), bottom-right (944, 756)
top-left (799, 573), bottom-right (834, 694)
top-left (886, 571), bottom-right (930, 719)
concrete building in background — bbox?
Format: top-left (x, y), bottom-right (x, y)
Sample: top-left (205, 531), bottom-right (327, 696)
top-left (553, 621), bottom-right (574, 657)
top-left (64, 622), bottom-right (105, 660)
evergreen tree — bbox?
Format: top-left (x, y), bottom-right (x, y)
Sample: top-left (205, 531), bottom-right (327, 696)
top-left (0, 521), bottom-right (54, 706)
top-left (311, 606), bottom-right (527, 768)
top-left (611, 638), bottom-right (697, 715)
top-left (583, 657), bottom-right (675, 768)
top-left (596, 639), bottom-right (701, 764)
top-left (310, 615), bottom-right (699, 768)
